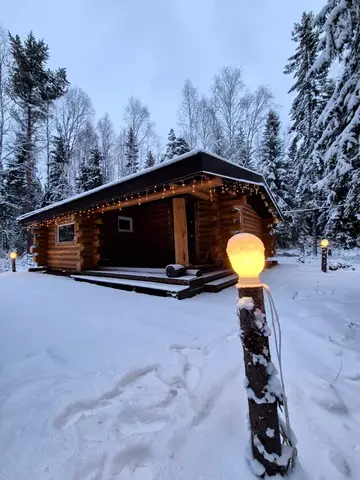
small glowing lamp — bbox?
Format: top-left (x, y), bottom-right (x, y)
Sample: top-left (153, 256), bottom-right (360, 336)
top-left (320, 239), bottom-right (329, 248)
top-left (227, 233), bottom-right (265, 286)
top-left (9, 251), bottom-right (17, 260)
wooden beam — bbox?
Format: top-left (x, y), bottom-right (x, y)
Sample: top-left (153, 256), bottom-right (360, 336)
top-left (97, 176), bottom-right (223, 214)
top-left (220, 196), bottom-right (247, 207)
top-left (190, 190), bottom-right (211, 202)
top-left (172, 198), bottom-right (189, 266)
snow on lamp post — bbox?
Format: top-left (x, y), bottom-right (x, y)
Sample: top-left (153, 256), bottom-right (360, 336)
top-left (227, 233), bottom-right (294, 477)
top-left (320, 239), bottom-right (329, 273)
top-left (9, 251), bottom-right (17, 272)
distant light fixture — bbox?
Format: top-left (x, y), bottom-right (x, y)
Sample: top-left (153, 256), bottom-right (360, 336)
top-left (320, 239), bottom-right (329, 248)
top-left (9, 251), bottom-right (17, 272)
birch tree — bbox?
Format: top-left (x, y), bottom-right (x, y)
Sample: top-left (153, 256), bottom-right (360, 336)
top-left (212, 66), bottom-right (245, 160)
top-left (97, 113), bottom-right (115, 182)
top-left (177, 78), bottom-right (199, 148)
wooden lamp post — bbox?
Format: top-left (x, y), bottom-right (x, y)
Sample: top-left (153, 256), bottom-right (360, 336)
top-left (320, 239), bottom-right (328, 273)
top-left (9, 251), bottom-right (17, 272)
top-left (227, 233), bottom-right (289, 477)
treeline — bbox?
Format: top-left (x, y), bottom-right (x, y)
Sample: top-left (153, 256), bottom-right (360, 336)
top-left (0, 26), bottom-right (275, 253)
top-left (281, 2), bottom-right (360, 248)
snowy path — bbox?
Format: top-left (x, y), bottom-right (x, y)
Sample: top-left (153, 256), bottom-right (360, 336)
top-left (1, 261), bottom-right (360, 479)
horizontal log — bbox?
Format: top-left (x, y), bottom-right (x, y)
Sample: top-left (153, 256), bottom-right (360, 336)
top-left (47, 243), bottom-right (79, 250)
top-left (48, 256), bottom-right (80, 263)
top-left (47, 261), bottom-right (79, 270)
top-left (47, 251), bottom-right (79, 258)
top-left (220, 197), bottom-right (247, 207)
top-left (30, 246), bottom-right (47, 254)
top-left (243, 211), bottom-right (261, 222)
top-left (243, 217), bottom-right (262, 226)
top-left (243, 222), bottom-right (262, 231)
top-left (92, 240), bottom-right (105, 248)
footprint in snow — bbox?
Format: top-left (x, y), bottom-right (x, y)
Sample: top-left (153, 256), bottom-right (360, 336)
top-left (329, 450), bottom-right (351, 477)
top-left (184, 364), bottom-right (201, 390)
top-left (53, 364), bottom-right (159, 430)
top-left (117, 406), bottom-right (168, 436)
top-left (111, 444), bottom-right (151, 477)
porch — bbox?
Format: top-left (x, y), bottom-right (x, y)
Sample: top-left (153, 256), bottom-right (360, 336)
top-left (70, 262), bottom-right (277, 299)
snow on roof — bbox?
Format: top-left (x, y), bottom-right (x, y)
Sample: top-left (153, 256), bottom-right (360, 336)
top-left (17, 149), bottom-right (269, 222)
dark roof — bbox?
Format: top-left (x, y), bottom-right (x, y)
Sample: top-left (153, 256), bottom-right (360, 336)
top-left (18, 149), bottom-right (281, 224)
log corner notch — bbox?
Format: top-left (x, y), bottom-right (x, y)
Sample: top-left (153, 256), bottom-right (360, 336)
top-left (75, 215), bottom-right (104, 271)
top-left (30, 225), bottom-right (47, 267)
top-left (172, 197), bottom-right (189, 266)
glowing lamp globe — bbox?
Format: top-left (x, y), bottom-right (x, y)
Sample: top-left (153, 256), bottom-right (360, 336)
top-left (226, 233), bottom-right (265, 286)
top-left (9, 251), bottom-right (17, 260)
top-left (320, 239), bottom-right (329, 248)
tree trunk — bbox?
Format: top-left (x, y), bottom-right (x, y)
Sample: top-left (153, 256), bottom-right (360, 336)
top-left (26, 105), bottom-right (33, 210)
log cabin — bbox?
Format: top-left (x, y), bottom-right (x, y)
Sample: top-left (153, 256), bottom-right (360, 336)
top-left (18, 150), bottom-right (282, 298)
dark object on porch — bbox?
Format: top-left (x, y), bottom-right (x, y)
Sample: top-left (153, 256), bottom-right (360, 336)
top-left (166, 264), bottom-right (187, 277)
top-left (19, 149), bottom-right (282, 287)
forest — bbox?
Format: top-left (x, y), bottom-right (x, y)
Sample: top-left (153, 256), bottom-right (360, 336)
top-left (0, 0), bottom-right (359, 253)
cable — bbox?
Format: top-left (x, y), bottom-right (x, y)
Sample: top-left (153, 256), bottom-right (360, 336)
top-left (261, 283), bottom-right (295, 449)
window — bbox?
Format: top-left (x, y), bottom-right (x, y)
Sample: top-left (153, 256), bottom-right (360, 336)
top-left (118, 216), bottom-right (133, 233)
top-left (57, 223), bottom-right (75, 243)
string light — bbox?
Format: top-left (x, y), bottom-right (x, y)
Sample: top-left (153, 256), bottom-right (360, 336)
top-left (26, 176), bottom-right (279, 230)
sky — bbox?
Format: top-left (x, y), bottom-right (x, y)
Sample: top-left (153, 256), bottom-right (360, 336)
top-left (2, 0), bottom-right (326, 145)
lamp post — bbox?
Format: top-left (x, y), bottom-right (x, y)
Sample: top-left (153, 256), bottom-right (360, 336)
top-left (320, 239), bottom-right (329, 273)
top-left (9, 251), bottom-right (17, 272)
top-left (227, 233), bottom-right (287, 477)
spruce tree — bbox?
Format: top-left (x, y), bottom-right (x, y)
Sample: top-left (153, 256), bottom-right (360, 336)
top-left (173, 136), bottom-right (190, 157)
top-left (161, 128), bottom-right (177, 162)
top-left (124, 127), bottom-right (139, 174)
top-left (284, 11), bottom-right (334, 244)
top-left (8, 31), bottom-right (68, 211)
top-left (260, 110), bottom-right (287, 207)
top-left (87, 148), bottom-right (103, 190)
top-left (145, 150), bottom-right (155, 168)
top-left (4, 132), bottom-right (33, 251)
top-left (76, 156), bottom-right (91, 193)
top-left (311, 0), bottom-right (360, 246)
top-left (43, 135), bottom-right (70, 204)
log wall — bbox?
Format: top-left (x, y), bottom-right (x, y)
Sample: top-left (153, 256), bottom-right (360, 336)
top-left (44, 216), bottom-right (101, 271)
top-left (196, 195), bottom-right (272, 267)
top-left (195, 198), bottom-right (221, 264)
top-left (101, 199), bottom-right (174, 267)
top-left (47, 220), bottom-right (81, 271)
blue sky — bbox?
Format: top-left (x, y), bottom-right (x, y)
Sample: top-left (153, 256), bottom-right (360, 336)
top-left (2, 0), bottom-right (325, 141)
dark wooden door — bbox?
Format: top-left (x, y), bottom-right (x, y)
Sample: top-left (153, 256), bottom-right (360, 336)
top-left (186, 197), bottom-right (197, 265)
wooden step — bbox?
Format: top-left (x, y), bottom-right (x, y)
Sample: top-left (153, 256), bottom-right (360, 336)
top-left (98, 266), bottom-right (166, 274)
top-left (203, 274), bottom-right (238, 293)
top-left (82, 269), bottom-right (202, 287)
top-left (201, 269), bottom-right (233, 283)
top-left (71, 274), bottom-right (194, 299)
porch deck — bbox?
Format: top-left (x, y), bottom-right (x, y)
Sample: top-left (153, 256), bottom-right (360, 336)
top-left (70, 261), bottom-right (278, 299)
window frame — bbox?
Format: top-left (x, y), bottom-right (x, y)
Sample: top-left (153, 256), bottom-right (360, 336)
top-left (118, 216), bottom-right (133, 233)
top-left (56, 222), bottom-right (76, 244)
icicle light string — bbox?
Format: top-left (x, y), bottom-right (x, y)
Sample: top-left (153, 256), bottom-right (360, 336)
top-left (27, 176), bottom-right (279, 230)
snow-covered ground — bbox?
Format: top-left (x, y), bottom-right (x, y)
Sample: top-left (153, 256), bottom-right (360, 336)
top-left (1, 259), bottom-right (360, 479)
